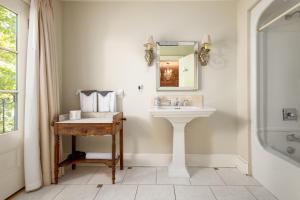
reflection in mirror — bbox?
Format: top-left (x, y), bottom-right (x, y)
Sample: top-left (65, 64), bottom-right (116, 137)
top-left (156, 42), bottom-right (198, 91)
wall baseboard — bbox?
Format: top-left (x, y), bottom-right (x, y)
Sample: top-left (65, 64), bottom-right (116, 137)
top-left (124, 153), bottom-right (237, 167)
top-left (64, 153), bottom-right (248, 173)
top-left (235, 155), bottom-right (249, 174)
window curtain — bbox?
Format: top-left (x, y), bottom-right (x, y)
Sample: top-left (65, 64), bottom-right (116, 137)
top-left (24, 0), bottom-right (61, 191)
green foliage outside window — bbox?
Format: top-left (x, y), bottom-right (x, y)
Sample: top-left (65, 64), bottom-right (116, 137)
top-left (0, 5), bottom-right (17, 134)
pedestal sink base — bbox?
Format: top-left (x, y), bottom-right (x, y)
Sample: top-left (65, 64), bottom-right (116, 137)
top-left (149, 106), bottom-right (216, 178)
top-left (168, 120), bottom-right (190, 178)
top-left (168, 164), bottom-right (190, 178)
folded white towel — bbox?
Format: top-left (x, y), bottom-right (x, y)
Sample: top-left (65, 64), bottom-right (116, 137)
top-left (80, 92), bottom-right (97, 112)
top-left (98, 93), bottom-right (111, 112)
top-left (86, 152), bottom-right (118, 160)
top-left (109, 92), bottom-right (117, 112)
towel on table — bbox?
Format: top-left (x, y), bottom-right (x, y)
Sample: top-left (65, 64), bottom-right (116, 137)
top-left (109, 92), bottom-right (116, 112)
top-left (98, 92), bottom-right (111, 112)
top-left (86, 152), bottom-right (117, 160)
top-left (80, 91), bottom-right (97, 112)
top-left (98, 91), bottom-right (116, 112)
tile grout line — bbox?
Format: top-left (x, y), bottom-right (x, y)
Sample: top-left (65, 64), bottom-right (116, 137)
top-left (258, 186), bottom-right (278, 200)
top-left (245, 185), bottom-right (279, 200)
top-left (120, 167), bottom-right (128, 184)
top-left (52, 185), bottom-right (67, 200)
top-left (156, 167), bottom-right (158, 184)
top-left (173, 185), bottom-right (177, 200)
top-left (133, 185), bottom-right (139, 200)
top-left (92, 186), bottom-right (102, 200)
top-left (209, 186), bottom-right (219, 200)
top-left (122, 166), bottom-right (132, 184)
top-left (188, 167), bottom-right (192, 185)
top-left (215, 169), bottom-right (227, 186)
top-left (86, 168), bottom-right (99, 185)
top-left (244, 186), bottom-right (260, 200)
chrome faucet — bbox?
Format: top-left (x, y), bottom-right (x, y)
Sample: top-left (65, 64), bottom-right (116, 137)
top-left (174, 98), bottom-right (181, 108)
top-left (287, 134), bottom-right (300, 143)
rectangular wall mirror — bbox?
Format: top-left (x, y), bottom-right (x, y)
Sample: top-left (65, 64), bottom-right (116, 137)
top-left (156, 41), bottom-right (198, 91)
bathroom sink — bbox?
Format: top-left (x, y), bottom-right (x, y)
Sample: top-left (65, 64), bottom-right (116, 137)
top-left (150, 106), bottom-right (216, 178)
top-left (150, 106), bottom-right (216, 118)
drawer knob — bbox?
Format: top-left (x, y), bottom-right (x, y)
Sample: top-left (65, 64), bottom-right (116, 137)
top-left (82, 129), bottom-right (88, 133)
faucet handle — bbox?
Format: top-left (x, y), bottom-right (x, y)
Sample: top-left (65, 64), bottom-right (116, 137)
top-left (182, 99), bottom-right (189, 106)
top-left (154, 96), bottom-right (161, 106)
top-left (166, 98), bottom-right (172, 106)
top-left (175, 98), bottom-right (180, 106)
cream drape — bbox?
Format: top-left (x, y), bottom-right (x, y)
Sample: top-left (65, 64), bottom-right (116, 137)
top-left (24, 0), bottom-right (60, 191)
top-left (38, 0), bottom-right (60, 185)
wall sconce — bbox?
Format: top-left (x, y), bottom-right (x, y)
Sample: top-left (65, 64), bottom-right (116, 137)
top-left (144, 36), bottom-right (155, 66)
top-left (199, 34), bottom-right (211, 66)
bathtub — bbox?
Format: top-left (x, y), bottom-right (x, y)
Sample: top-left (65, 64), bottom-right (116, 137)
top-left (251, 1), bottom-right (300, 200)
top-left (266, 131), bottom-right (300, 166)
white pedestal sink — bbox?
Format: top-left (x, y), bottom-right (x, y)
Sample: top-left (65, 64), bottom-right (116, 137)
top-left (150, 106), bottom-right (216, 178)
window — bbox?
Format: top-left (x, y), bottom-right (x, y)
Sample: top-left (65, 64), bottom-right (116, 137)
top-left (0, 5), bottom-right (17, 134)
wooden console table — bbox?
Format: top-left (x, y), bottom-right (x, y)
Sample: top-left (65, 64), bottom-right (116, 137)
top-left (54, 112), bottom-right (124, 184)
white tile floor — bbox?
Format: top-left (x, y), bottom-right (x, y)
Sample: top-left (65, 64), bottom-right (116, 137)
top-left (15, 167), bottom-right (278, 200)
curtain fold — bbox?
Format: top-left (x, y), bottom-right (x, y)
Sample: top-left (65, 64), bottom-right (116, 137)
top-left (24, 0), bottom-right (42, 192)
top-left (38, 0), bottom-right (60, 185)
top-left (24, 0), bottom-right (61, 191)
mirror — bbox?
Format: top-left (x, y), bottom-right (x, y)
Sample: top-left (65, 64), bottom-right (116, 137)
top-left (156, 41), bottom-right (198, 91)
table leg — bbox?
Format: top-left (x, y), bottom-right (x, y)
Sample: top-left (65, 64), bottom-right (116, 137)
top-left (72, 136), bottom-right (76, 170)
top-left (54, 134), bottom-right (60, 184)
top-left (112, 134), bottom-right (116, 184)
top-left (120, 129), bottom-right (124, 170)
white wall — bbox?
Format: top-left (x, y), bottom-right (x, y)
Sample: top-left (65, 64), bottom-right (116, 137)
top-left (53, 0), bottom-right (63, 109)
top-left (61, 2), bottom-right (238, 158)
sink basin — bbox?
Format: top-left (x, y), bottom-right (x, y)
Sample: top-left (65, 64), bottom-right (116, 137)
top-left (150, 106), bottom-right (216, 118)
top-left (150, 106), bottom-right (216, 178)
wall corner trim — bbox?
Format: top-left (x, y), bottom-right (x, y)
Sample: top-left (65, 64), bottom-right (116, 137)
top-left (235, 155), bottom-right (249, 174)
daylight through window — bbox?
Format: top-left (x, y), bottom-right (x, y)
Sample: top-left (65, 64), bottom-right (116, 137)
top-left (0, 5), bottom-right (17, 134)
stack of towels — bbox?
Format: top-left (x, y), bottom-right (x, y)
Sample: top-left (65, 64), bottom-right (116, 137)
top-left (80, 90), bottom-right (116, 112)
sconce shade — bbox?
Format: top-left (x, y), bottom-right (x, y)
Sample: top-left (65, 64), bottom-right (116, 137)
top-left (201, 34), bottom-right (211, 45)
top-left (144, 35), bottom-right (155, 49)
top-left (147, 36), bottom-right (155, 45)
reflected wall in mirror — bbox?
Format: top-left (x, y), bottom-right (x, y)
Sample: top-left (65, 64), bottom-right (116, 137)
top-left (156, 41), bottom-right (198, 91)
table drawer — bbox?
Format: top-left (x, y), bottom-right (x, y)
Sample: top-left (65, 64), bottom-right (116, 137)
top-left (56, 126), bottom-right (113, 136)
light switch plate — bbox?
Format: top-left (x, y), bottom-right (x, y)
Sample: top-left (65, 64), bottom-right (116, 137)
top-left (282, 108), bottom-right (297, 121)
